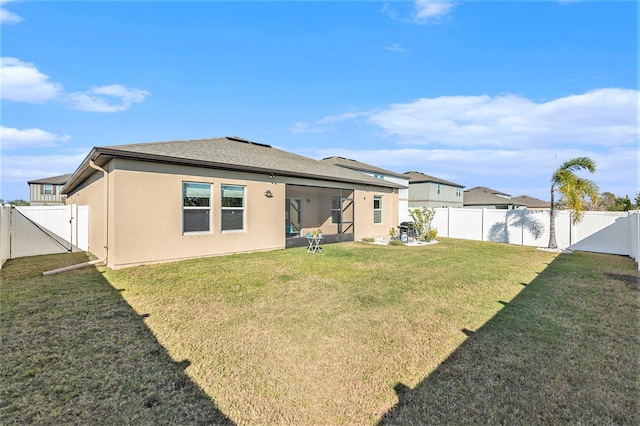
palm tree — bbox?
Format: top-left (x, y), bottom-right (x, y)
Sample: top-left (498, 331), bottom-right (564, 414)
top-left (548, 157), bottom-right (599, 249)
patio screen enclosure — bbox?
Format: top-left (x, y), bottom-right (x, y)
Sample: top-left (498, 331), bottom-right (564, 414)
top-left (285, 185), bottom-right (354, 248)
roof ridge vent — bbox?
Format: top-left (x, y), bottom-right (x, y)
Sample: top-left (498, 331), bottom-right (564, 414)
top-left (226, 136), bottom-right (271, 148)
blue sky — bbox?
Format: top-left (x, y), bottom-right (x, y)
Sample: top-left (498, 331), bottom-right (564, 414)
top-left (1, 0), bottom-right (638, 202)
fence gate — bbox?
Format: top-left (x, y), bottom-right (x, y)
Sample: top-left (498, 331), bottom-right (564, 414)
top-left (0, 205), bottom-right (88, 267)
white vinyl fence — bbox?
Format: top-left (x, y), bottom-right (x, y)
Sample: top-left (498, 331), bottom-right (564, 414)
top-left (0, 204), bottom-right (88, 269)
top-left (0, 206), bottom-right (10, 268)
top-left (432, 208), bottom-right (639, 269)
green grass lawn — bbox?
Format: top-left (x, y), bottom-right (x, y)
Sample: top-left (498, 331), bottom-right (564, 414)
top-left (1, 239), bottom-right (638, 424)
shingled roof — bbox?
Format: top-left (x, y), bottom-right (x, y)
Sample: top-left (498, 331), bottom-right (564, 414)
top-left (511, 195), bottom-right (550, 209)
top-left (27, 173), bottom-right (73, 185)
top-left (63, 137), bottom-right (404, 194)
top-left (320, 156), bottom-right (407, 179)
top-left (403, 171), bottom-right (464, 188)
top-left (463, 186), bottom-right (525, 208)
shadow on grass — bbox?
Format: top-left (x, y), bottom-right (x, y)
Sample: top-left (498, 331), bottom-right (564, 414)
top-left (0, 253), bottom-right (234, 425)
top-left (378, 252), bottom-right (640, 425)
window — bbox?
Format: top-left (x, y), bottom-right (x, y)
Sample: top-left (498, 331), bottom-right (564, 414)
top-left (456, 187), bottom-right (462, 197)
top-left (183, 182), bottom-right (211, 234)
top-left (437, 184), bottom-right (441, 194)
top-left (374, 173), bottom-right (385, 180)
top-left (44, 184), bottom-right (53, 195)
top-left (221, 185), bottom-right (245, 231)
top-left (331, 196), bottom-right (341, 224)
top-left (373, 195), bottom-right (382, 224)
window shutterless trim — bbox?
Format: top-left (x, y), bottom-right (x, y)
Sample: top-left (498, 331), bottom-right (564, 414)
top-left (182, 181), bottom-right (212, 234)
top-left (221, 184), bottom-right (246, 232)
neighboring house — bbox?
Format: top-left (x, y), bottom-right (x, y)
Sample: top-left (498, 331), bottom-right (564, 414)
top-left (511, 195), bottom-right (551, 210)
top-left (404, 171), bottom-right (465, 208)
top-left (463, 186), bottom-right (527, 209)
top-left (62, 136), bottom-right (402, 269)
top-left (27, 173), bottom-right (73, 206)
top-left (321, 156), bottom-right (411, 222)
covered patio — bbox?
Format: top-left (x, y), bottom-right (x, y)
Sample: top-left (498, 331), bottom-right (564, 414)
top-left (285, 185), bottom-right (355, 248)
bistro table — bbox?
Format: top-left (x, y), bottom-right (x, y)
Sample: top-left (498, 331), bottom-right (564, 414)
top-left (306, 236), bottom-right (323, 253)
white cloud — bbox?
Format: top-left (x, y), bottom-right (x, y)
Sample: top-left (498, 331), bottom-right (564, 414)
top-left (317, 111), bottom-right (370, 124)
top-left (383, 1), bottom-right (456, 24)
top-left (0, 126), bottom-right (71, 150)
top-left (294, 88), bottom-right (639, 200)
top-left (289, 122), bottom-right (325, 134)
top-left (0, 57), bottom-right (63, 103)
top-left (1, 57), bottom-right (151, 112)
top-left (413, 0), bottom-right (456, 22)
top-left (301, 146), bottom-right (638, 201)
top-left (364, 88), bottom-right (639, 148)
top-left (66, 84), bottom-right (151, 112)
top-left (1, 151), bottom-right (89, 200)
top-left (0, 0), bottom-right (22, 24)
top-left (382, 43), bottom-right (407, 53)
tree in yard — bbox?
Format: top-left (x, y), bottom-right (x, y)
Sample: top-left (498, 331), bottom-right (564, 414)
top-left (0, 199), bottom-right (29, 206)
top-left (409, 207), bottom-right (437, 242)
top-left (548, 157), bottom-right (599, 249)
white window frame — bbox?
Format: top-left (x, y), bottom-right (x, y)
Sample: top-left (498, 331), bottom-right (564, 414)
top-left (44, 184), bottom-right (53, 195)
top-left (373, 195), bottom-right (383, 224)
top-left (221, 184), bottom-right (245, 232)
top-left (182, 182), bottom-right (212, 235)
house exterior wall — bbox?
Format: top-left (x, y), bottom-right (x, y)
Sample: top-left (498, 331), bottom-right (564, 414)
top-left (353, 188), bottom-right (398, 239)
top-left (106, 159), bottom-right (285, 269)
top-left (66, 158), bottom-right (397, 269)
top-left (352, 171), bottom-right (410, 223)
top-left (65, 170), bottom-right (106, 258)
top-left (29, 183), bottom-right (67, 205)
top-left (408, 182), bottom-right (463, 208)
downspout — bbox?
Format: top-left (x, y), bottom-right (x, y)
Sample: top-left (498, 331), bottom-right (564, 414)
top-left (89, 159), bottom-right (109, 266)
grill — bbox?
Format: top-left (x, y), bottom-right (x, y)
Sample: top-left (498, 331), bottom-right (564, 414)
top-left (398, 221), bottom-right (418, 242)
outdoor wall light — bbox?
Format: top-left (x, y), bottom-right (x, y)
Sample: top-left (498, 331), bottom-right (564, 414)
top-left (264, 190), bottom-right (274, 198)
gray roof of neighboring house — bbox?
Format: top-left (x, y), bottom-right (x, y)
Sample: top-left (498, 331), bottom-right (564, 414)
top-left (403, 171), bottom-right (464, 188)
top-left (63, 137), bottom-right (404, 194)
top-left (463, 186), bottom-right (525, 207)
top-left (466, 186), bottom-right (511, 197)
top-left (28, 173), bottom-right (73, 185)
top-left (511, 195), bottom-right (551, 209)
top-left (320, 156), bottom-right (407, 179)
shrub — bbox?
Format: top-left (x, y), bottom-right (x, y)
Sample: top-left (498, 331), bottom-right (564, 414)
top-left (409, 207), bottom-right (436, 242)
top-left (388, 240), bottom-right (404, 246)
top-left (361, 237), bottom-right (375, 243)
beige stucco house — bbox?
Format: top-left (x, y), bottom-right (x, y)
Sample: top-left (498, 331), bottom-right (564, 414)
top-left (27, 174), bottom-right (73, 206)
top-left (62, 137), bottom-right (401, 269)
top-left (404, 171), bottom-right (465, 208)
